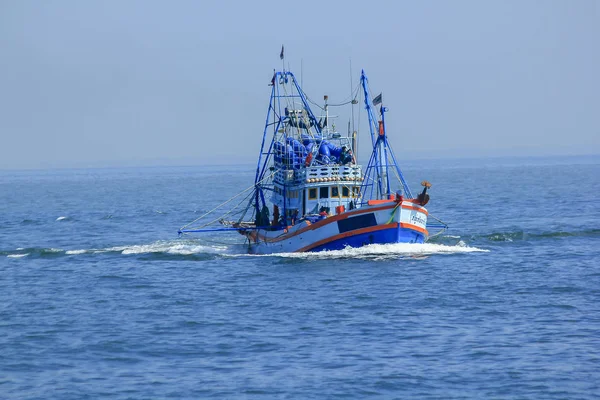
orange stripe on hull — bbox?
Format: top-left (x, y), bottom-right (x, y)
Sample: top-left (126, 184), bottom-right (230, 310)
top-left (399, 222), bottom-right (428, 235)
top-left (295, 223), bottom-right (399, 252)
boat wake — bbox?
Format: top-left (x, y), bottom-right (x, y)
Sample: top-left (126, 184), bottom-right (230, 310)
top-left (104, 241), bottom-right (228, 256)
top-left (7, 253), bottom-right (30, 258)
top-left (2, 240), bottom-right (234, 260)
top-left (5, 228), bottom-right (597, 260)
top-left (3, 239), bottom-right (485, 260)
top-left (479, 228), bottom-right (600, 242)
top-left (18, 228), bottom-right (596, 260)
top-left (249, 241), bottom-right (488, 260)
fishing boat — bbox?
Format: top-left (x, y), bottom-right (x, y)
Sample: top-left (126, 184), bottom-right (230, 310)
top-left (179, 60), bottom-right (447, 254)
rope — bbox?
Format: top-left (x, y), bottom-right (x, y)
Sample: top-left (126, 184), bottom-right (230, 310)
top-left (199, 189), bottom-right (255, 229)
top-left (428, 213), bottom-right (449, 229)
top-left (426, 213), bottom-right (449, 239)
top-left (385, 201), bottom-right (402, 224)
top-left (303, 84), bottom-right (360, 111)
top-left (179, 170), bottom-right (277, 231)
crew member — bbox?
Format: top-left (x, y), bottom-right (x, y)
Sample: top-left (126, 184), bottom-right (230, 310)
top-left (340, 146), bottom-right (353, 165)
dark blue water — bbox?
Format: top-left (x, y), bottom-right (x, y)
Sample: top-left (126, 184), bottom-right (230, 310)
top-left (1, 156), bottom-right (599, 399)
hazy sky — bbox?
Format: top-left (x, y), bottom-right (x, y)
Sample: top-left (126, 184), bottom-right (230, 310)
top-left (0, 0), bottom-right (598, 169)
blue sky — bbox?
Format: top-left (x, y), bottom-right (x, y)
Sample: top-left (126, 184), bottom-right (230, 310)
top-left (0, 0), bottom-right (598, 169)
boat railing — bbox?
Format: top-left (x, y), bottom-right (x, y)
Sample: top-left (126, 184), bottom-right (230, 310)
top-left (273, 165), bottom-right (363, 185)
top-left (300, 165), bottom-right (362, 183)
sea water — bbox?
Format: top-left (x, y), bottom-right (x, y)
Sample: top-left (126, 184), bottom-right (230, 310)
top-left (1, 156), bottom-right (599, 399)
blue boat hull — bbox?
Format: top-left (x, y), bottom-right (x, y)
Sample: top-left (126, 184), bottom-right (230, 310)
top-left (309, 224), bottom-right (426, 252)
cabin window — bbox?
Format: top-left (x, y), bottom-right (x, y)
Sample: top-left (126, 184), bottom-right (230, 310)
top-left (342, 187), bottom-right (350, 197)
top-left (353, 187), bottom-right (360, 196)
top-left (308, 188), bottom-right (317, 200)
top-left (331, 187), bottom-right (339, 197)
top-left (320, 187), bottom-right (329, 199)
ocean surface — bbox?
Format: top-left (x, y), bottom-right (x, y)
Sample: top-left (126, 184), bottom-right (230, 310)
top-left (1, 155), bottom-right (599, 399)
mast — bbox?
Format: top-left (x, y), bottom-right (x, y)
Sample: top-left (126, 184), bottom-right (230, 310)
top-left (360, 71), bottom-right (384, 198)
top-left (359, 70), bottom-right (413, 201)
top-left (379, 104), bottom-right (391, 197)
top-left (253, 67), bottom-right (324, 224)
top-left (254, 82), bottom-right (276, 220)
top-left (360, 70), bottom-right (377, 148)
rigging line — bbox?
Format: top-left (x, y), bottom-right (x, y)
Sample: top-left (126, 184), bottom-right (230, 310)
top-left (305, 96), bottom-right (325, 111)
top-left (427, 216), bottom-right (449, 239)
top-left (361, 81), bottom-right (379, 129)
top-left (179, 169), bottom-right (278, 230)
top-left (317, 86), bottom-right (360, 107)
top-left (179, 186), bottom-right (255, 230)
top-left (284, 77), bottom-right (318, 138)
top-left (303, 84), bottom-right (361, 110)
top-left (280, 77), bottom-right (302, 136)
top-left (301, 80), bottom-right (361, 111)
top-left (198, 189), bottom-right (256, 229)
top-left (327, 99), bottom-right (356, 107)
top-left (236, 195), bottom-right (255, 224)
top-left (327, 85), bottom-right (361, 107)
top-left (428, 213), bottom-right (449, 229)
top-left (390, 164), bottom-right (402, 189)
top-left (427, 228), bottom-right (448, 240)
top-left (191, 185), bottom-right (264, 230)
top-left (282, 75), bottom-right (303, 114)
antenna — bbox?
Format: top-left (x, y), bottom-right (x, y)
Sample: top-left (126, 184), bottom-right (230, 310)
top-left (350, 57), bottom-right (354, 132)
top-left (350, 58), bottom-right (357, 155)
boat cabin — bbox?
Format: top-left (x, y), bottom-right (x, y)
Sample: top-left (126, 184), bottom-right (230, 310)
top-left (271, 164), bottom-right (362, 224)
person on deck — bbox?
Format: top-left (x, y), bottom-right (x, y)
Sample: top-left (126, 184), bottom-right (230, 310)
top-left (319, 207), bottom-right (328, 220)
top-left (340, 146), bottom-right (354, 165)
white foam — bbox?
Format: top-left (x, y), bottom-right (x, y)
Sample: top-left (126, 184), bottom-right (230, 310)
top-left (242, 242), bottom-right (489, 259)
top-left (59, 240), bottom-right (229, 256)
top-left (56, 216), bottom-right (68, 221)
top-left (106, 240), bottom-right (228, 255)
top-left (7, 253), bottom-right (29, 258)
top-left (65, 249), bottom-right (87, 255)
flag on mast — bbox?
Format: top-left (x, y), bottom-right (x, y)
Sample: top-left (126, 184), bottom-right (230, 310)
top-left (373, 93), bottom-right (382, 106)
top-left (280, 45), bottom-right (284, 60)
